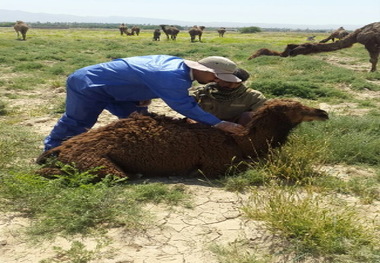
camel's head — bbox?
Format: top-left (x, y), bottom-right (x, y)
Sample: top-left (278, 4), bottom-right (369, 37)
top-left (237, 99), bottom-right (329, 128)
top-left (278, 100), bottom-right (329, 124)
top-left (248, 48), bottom-right (281, 60)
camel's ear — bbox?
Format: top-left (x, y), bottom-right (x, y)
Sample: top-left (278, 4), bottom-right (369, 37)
top-left (237, 111), bottom-right (255, 127)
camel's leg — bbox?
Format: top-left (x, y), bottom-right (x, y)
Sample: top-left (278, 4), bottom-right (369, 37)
top-left (365, 44), bottom-right (379, 72)
top-left (89, 156), bottom-right (131, 178)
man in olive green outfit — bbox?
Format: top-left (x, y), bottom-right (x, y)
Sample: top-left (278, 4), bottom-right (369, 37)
top-left (191, 68), bottom-right (266, 122)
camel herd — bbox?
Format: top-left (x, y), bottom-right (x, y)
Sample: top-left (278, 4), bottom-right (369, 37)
top-left (11, 21), bottom-right (379, 71)
top-left (120, 24), bottom-right (227, 42)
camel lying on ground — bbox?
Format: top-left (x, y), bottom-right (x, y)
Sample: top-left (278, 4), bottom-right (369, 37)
top-left (36, 99), bottom-right (328, 180)
top-left (14, 21), bottom-right (29, 40)
top-left (248, 22), bottom-right (380, 72)
top-left (188, 26), bottom-right (205, 42)
top-left (319, 27), bottom-right (349, 43)
top-left (160, 25), bottom-right (180, 40)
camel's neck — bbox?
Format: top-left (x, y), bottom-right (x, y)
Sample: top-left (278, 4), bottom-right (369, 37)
top-left (234, 113), bottom-right (296, 157)
top-left (314, 30), bottom-right (360, 52)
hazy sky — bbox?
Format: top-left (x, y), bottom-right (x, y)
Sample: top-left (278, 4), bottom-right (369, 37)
top-left (2, 0), bottom-right (379, 26)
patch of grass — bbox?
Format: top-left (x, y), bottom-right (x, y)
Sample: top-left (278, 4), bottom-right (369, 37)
top-left (243, 186), bottom-right (380, 261)
top-left (0, 166), bottom-right (189, 240)
top-left (210, 240), bottom-right (271, 263)
top-left (40, 239), bottom-right (111, 263)
top-left (312, 172), bottom-right (380, 204)
top-left (0, 124), bottom-right (42, 173)
top-left (251, 80), bottom-right (347, 100)
top-left (0, 100), bottom-right (7, 115)
top-left (301, 114), bottom-right (380, 165)
top-left (222, 124), bottom-right (329, 191)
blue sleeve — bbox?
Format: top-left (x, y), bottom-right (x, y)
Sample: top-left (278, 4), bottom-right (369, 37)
top-left (141, 70), bottom-right (221, 126)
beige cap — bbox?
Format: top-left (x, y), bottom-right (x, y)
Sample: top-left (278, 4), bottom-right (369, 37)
top-left (184, 56), bottom-right (241, 82)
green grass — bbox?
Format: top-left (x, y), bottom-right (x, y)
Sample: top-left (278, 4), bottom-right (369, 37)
top-left (0, 169), bottom-right (188, 240)
top-left (243, 186), bottom-right (380, 262)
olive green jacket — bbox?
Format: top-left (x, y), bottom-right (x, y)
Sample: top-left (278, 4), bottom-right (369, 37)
top-left (191, 83), bottom-right (266, 122)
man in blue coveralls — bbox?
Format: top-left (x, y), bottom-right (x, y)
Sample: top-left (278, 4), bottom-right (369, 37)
top-left (43, 55), bottom-right (248, 151)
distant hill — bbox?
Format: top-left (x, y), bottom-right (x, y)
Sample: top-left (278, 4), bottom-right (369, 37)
top-left (0, 9), bottom-right (363, 30)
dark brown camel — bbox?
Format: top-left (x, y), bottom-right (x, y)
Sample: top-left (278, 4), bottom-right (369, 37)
top-left (14, 21), bottom-right (29, 40)
top-left (248, 22), bottom-right (380, 72)
top-left (319, 27), bottom-right (349, 43)
top-left (36, 99), bottom-right (328, 180)
top-left (159, 24), bottom-right (180, 40)
top-left (131, 26), bottom-right (140, 36)
top-left (188, 26), bottom-right (205, 42)
top-left (153, 29), bottom-right (161, 41)
top-left (119, 23), bottom-right (128, 36)
top-left (218, 27), bottom-right (226, 37)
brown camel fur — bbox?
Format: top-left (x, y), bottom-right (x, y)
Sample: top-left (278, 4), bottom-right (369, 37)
top-left (188, 26), bottom-right (205, 42)
top-left (160, 24), bottom-right (180, 40)
top-left (248, 22), bottom-right (380, 72)
top-left (119, 23), bottom-right (128, 35)
top-left (131, 26), bottom-right (140, 36)
top-left (153, 29), bottom-right (161, 41)
top-left (319, 27), bottom-right (349, 43)
top-left (36, 99), bottom-right (328, 179)
top-left (218, 27), bottom-right (226, 37)
top-left (14, 21), bottom-right (29, 40)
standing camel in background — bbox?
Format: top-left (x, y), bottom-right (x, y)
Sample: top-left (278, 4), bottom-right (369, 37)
top-left (247, 22), bottom-right (380, 72)
top-left (14, 21), bottom-right (29, 40)
top-left (119, 23), bottom-right (128, 35)
top-left (131, 26), bottom-right (140, 36)
top-left (218, 27), bottom-right (226, 37)
top-left (153, 29), bottom-right (161, 41)
top-left (188, 26), bottom-right (205, 42)
top-left (159, 25), bottom-right (180, 40)
top-left (319, 26), bottom-right (349, 43)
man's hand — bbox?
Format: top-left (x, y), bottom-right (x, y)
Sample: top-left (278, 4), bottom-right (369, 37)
top-left (186, 118), bottom-right (198, 124)
top-left (213, 121), bottom-right (248, 136)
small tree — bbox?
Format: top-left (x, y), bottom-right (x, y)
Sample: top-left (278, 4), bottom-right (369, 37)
top-left (239, 26), bottom-right (262, 33)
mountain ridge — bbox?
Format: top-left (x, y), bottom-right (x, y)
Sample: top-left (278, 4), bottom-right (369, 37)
top-left (0, 9), bottom-right (364, 30)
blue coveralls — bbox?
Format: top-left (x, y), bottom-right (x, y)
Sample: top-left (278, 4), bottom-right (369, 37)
top-left (43, 55), bottom-right (221, 151)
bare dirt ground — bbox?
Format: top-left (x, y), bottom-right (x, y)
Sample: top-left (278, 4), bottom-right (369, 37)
top-left (1, 61), bottom-right (379, 262)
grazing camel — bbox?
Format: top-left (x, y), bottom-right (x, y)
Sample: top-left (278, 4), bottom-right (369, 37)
top-left (218, 27), bottom-right (226, 37)
top-left (188, 26), bottom-right (205, 42)
top-left (153, 29), bottom-right (161, 41)
top-left (14, 21), bottom-right (29, 40)
top-left (119, 23), bottom-right (128, 35)
top-left (319, 27), bottom-right (349, 43)
top-left (131, 26), bottom-right (140, 36)
top-left (36, 99), bottom-right (328, 180)
top-left (248, 22), bottom-right (380, 72)
top-left (159, 24), bottom-right (180, 40)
